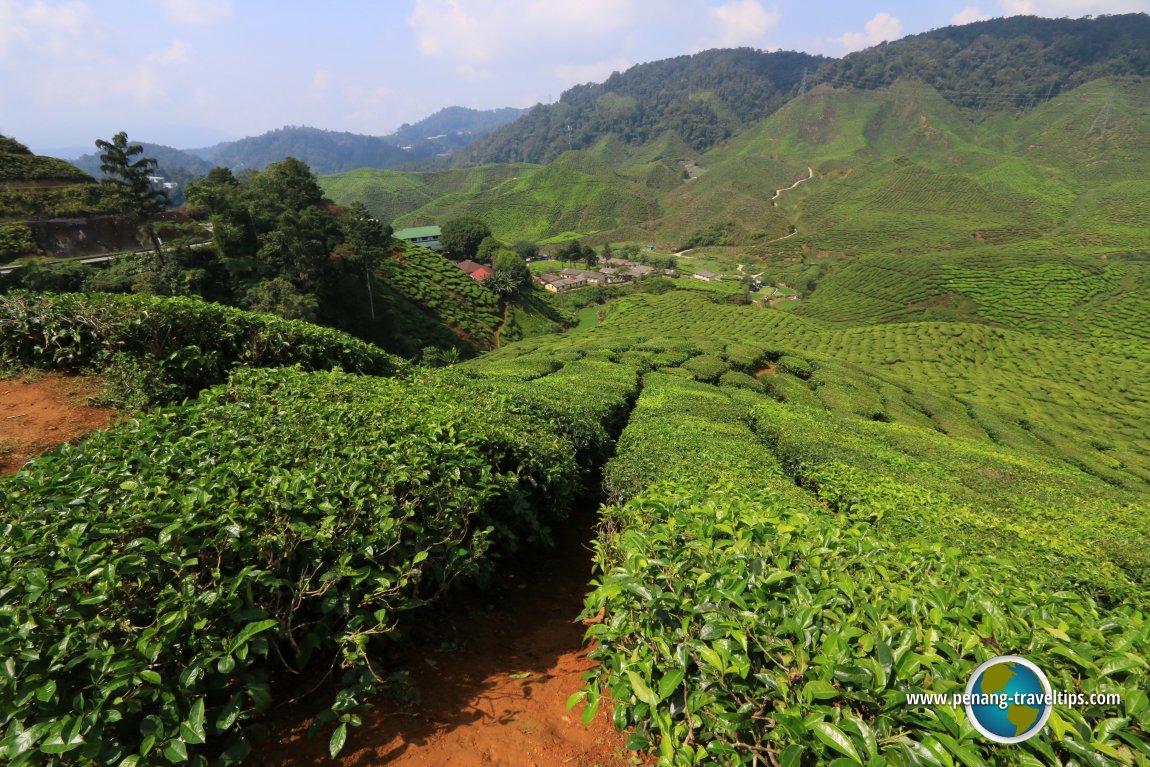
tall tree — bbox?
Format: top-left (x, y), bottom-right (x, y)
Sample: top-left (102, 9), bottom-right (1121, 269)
top-left (96, 131), bottom-right (170, 250)
top-left (439, 216), bottom-right (491, 261)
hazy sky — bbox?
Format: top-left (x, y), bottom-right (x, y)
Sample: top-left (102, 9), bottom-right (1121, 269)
top-left (2, 0), bottom-right (1146, 153)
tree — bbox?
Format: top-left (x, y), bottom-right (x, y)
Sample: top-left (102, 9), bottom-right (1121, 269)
top-left (492, 249), bottom-right (531, 292)
top-left (557, 239), bottom-right (583, 265)
top-left (582, 245), bottom-right (598, 270)
top-left (338, 202), bottom-right (392, 322)
top-left (246, 157), bottom-right (326, 224)
top-left (96, 132), bottom-right (170, 251)
top-left (439, 216), bottom-right (491, 260)
top-left (484, 269), bottom-right (519, 298)
top-left (476, 235), bottom-right (502, 264)
top-left (244, 276), bottom-right (319, 321)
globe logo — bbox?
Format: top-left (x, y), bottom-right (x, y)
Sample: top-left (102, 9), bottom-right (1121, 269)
top-left (965, 655), bottom-right (1053, 743)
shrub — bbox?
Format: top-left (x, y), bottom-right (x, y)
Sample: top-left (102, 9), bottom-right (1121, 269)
top-left (0, 292), bottom-right (408, 405)
top-left (0, 367), bottom-right (579, 765)
top-left (582, 481), bottom-right (1150, 766)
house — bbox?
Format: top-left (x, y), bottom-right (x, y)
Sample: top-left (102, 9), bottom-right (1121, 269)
top-left (598, 267), bottom-right (628, 284)
top-left (549, 277), bottom-right (585, 292)
top-left (456, 259), bottom-right (485, 275)
top-left (561, 268), bottom-right (609, 285)
top-left (468, 265), bottom-right (493, 281)
top-left (692, 270), bottom-right (722, 282)
top-left (626, 264), bottom-right (655, 279)
top-left (539, 273), bottom-right (585, 292)
top-left (394, 226), bottom-right (442, 251)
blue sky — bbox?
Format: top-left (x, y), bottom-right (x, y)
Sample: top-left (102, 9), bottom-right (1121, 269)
top-left (1, 0), bottom-right (1145, 153)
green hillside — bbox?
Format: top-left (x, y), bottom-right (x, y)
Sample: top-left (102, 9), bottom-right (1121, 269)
top-left (322, 153), bottom-right (664, 242)
top-left (323, 75), bottom-right (1150, 254)
top-left (374, 239), bottom-right (503, 353)
top-left (465, 48), bottom-right (824, 165)
top-left (0, 134), bottom-right (130, 259)
top-left (0, 134), bottom-right (114, 220)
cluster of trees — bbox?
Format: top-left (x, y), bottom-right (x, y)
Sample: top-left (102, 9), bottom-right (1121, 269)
top-left (817, 14), bottom-right (1150, 112)
top-left (438, 215), bottom-right (532, 297)
top-left (178, 158), bottom-right (392, 332)
top-left (547, 240), bottom-right (678, 273)
top-left (467, 49), bottom-right (823, 164)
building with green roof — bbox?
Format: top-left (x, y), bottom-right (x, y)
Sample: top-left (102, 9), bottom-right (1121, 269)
top-left (393, 226), bottom-right (441, 251)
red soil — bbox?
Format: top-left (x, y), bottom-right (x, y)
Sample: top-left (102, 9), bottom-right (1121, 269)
top-left (0, 373), bottom-right (120, 476)
top-left (258, 515), bottom-right (641, 767)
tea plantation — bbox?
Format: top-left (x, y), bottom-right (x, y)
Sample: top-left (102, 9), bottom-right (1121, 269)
top-left (467, 291), bottom-right (1150, 766)
top-left (5, 67), bottom-right (1150, 765)
top-left (3, 251), bottom-right (1149, 767)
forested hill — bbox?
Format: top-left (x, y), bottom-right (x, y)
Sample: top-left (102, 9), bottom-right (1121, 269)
top-left (462, 48), bottom-right (824, 165)
top-left (189, 127), bottom-right (412, 174)
top-left (815, 13), bottom-right (1150, 110)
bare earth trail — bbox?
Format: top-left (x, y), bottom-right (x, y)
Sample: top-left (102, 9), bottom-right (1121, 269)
top-left (259, 513), bottom-right (638, 767)
top-left (770, 166), bottom-right (814, 206)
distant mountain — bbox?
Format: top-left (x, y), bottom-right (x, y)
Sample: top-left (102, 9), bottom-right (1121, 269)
top-left (189, 127), bottom-right (410, 174)
top-left (186, 108), bottom-right (528, 175)
top-left (387, 106), bottom-right (528, 157)
top-left (815, 13), bottom-right (1150, 110)
top-left (461, 48), bottom-right (825, 165)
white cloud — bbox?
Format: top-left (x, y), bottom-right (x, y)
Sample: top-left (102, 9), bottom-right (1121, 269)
top-left (162, 0), bottom-right (232, 25)
top-left (0, 0), bottom-right (180, 130)
top-left (952, 6), bottom-right (991, 24)
top-left (0, 0), bottom-right (93, 57)
top-left (840, 11), bottom-right (903, 53)
top-left (701, 0), bottom-right (781, 49)
top-left (999, 0), bottom-right (1148, 13)
top-left (408, 0), bottom-right (652, 73)
top-left (407, 0), bottom-right (687, 100)
top-left (307, 69), bottom-right (333, 101)
top-left (146, 38), bottom-right (192, 65)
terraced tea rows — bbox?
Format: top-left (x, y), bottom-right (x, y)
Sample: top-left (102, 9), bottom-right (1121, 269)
top-left (380, 241), bottom-right (502, 346)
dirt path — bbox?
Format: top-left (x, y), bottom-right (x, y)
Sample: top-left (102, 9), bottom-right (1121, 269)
top-left (260, 513), bottom-right (638, 767)
top-left (0, 373), bottom-right (120, 476)
top-left (771, 166), bottom-right (814, 207)
top-left (493, 302), bottom-right (511, 347)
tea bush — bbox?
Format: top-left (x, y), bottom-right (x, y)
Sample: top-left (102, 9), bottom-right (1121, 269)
top-left (0, 292), bottom-right (408, 404)
top-left (0, 367), bottom-right (579, 765)
top-left (582, 481), bottom-right (1150, 766)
